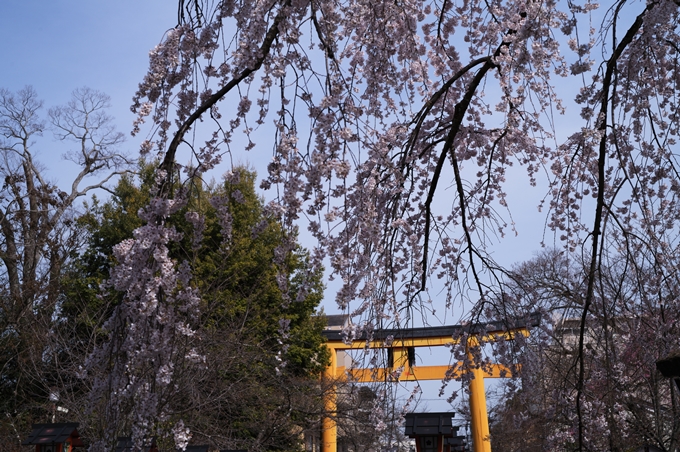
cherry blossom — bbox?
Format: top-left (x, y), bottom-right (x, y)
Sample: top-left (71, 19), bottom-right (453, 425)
top-left (107, 0), bottom-right (680, 448)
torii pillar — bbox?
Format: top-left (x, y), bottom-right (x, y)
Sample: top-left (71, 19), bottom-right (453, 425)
top-left (320, 314), bottom-right (539, 452)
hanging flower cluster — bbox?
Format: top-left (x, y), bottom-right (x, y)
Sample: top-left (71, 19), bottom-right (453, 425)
top-left (86, 196), bottom-right (202, 452)
top-left (114, 0), bottom-right (680, 448)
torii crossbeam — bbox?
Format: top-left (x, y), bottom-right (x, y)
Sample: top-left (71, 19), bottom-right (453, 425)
top-left (321, 313), bottom-right (540, 452)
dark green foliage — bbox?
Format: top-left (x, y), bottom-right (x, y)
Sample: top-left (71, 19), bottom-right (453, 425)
top-left (59, 163), bottom-right (329, 451)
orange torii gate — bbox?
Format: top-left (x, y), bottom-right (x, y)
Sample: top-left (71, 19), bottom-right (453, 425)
top-left (321, 314), bottom-right (540, 452)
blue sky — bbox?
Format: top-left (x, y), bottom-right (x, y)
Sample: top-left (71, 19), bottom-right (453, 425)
top-left (0, 0), bottom-right (174, 107)
top-left (0, 0), bottom-right (175, 167)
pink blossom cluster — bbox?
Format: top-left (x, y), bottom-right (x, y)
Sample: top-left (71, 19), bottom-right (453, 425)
top-left (86, 197), bottom-right (202, 451)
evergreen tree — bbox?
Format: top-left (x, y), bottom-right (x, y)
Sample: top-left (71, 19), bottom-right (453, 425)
top-left (58, 164), bottom-right (329, 451)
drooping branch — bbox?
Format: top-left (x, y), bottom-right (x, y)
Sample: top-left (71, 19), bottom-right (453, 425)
top-left (419, 28), bottom-right (525, 293)
top-left (421, 58), bottom-right (495, 293)
top-left (575, 4), bottom-right (653, 449)
top-left (160, 0), bottom-right (291, 191)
